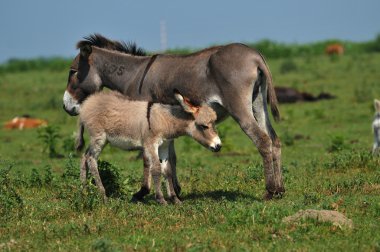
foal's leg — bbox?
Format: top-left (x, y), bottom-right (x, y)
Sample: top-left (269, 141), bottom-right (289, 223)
top-left (85, 135), bottom-right (107, 202)
top-left (159, 142), bottom-right (181, 204)
top-left (80, 154), bottom-right (87, 184)
top-left (252, 81), bottom-right (284, 198)
top-left (144, 146), bottom-right (167, 205)
top-left (132, 152), bottom-right (152, 202)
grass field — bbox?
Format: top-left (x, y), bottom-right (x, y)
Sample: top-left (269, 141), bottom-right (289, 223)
top-left (1, 50), bottom-right (380, 251)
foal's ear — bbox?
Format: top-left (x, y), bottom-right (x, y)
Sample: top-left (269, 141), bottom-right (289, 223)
top-left (80, 44), bottom-right (92, 58)
top-left (375, 99), bottom-right (380, 112)
top-left (174, 89), bottom-right (199, 114)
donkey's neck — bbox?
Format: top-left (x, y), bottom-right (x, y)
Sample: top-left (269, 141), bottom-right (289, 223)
top-left (151, 104), bottom-right (193, 139)
top-left (92, 47), bottom-right (150, 93)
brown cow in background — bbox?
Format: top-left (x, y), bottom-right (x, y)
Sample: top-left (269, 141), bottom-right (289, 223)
top-left (325, 43), bottom-right (344, 55)
top-left (4, 116), bottom-right (47, 129)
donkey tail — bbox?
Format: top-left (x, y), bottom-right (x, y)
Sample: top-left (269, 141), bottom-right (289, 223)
top-left (76, 119), bottom-right (85, 152)
top-left (256, 51), bottom-right (280, 121)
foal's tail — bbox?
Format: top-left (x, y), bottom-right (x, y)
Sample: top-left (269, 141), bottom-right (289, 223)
top-left (256, 51), bottom-right (280, 122)
top-left (76, 119), bottom-right (85, 152)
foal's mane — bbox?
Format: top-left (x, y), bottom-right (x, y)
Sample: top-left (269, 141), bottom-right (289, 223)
top-left (76, 33), bottom-right (146, 56)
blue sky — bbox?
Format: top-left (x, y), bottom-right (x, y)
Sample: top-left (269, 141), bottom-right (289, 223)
top-left (0, 0), bottom-right (379, 63)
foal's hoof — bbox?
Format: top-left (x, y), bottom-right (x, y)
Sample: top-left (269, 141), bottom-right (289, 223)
top-left (131, 195), bottom-right (144, 203)
top-left (263, 191), bottom-right (284, 201)
top-left (156, 198), bottom-right (168, 205)
top-left (169, 196), bottom-right (182, 205)
top-left (102, 195), bottom-right (109, 204)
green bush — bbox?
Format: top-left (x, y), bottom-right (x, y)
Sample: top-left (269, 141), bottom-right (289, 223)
top-left (328, 135), bottom-right (348, 152)
top-left (0, 164), bottom-right (24, 221)
top-left (62, 153), bottom-right (79, 181)
top-left (29, 168), bottom-right (42, 188)
top-left (97, 160), bottom-right (129, 198)
top-left (37, 125), bottom-right (62, 158)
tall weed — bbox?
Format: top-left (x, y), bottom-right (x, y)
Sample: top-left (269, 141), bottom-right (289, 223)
top-left (37, 125), bottom-right (62, 158)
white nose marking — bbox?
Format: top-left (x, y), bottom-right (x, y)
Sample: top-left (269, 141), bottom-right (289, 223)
top-left (63, 91), bottom-right (80, 113)
top-left (210, 136), bottom-right (221, 148)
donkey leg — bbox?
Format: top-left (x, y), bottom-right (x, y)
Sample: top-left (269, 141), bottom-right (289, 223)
top-left (158, 141), bottom-right (181, 204)
top-left (235, 112), bottom-right (275, 195)
top-left (168, 140), bottom-right (181, 196)
top-left (86, 155), bottom-right (107, 202)
top-left (225, 87), bottom-right (277, 197)
top-left (132, 152), bottom-right (151, 202)
top-left (145, 147), bottom-right (167, 205)
top-left (80, 154), bottom-right (88, 184)
top-left (252, 84), bottom-right (285, 197)
top-left (151, 165), bottom-right (167, 205)
top-left (86, 136), bottom-right (107, 202)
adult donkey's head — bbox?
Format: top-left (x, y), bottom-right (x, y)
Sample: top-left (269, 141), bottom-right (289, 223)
top-left (63, 34), bottom-right (146, 116)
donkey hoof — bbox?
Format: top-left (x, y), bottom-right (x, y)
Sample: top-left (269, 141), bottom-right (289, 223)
top-left (156, 198), bottom-right (168, 205)
top-left (169, 196), bottom-right (182, 205)
top-left (263, 191), bottom-right (274, 201)
top-left (131, 195), bottom-right (144, 203)
top-left (263, 190), bottom-right (284, 201)
top-left (102, 195), bottom-right (109, 204)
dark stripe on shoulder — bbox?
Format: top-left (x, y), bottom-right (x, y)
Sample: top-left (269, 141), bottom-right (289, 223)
top-left (138, 54), bottom-right (159, 94)
top-left (147, 102), bottom-right (154, 130)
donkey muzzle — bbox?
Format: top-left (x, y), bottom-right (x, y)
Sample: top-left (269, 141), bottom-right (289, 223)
top-left (63, 104), bottom-right (79, 116)
top-left (210, 144), bottom-right (222, 152)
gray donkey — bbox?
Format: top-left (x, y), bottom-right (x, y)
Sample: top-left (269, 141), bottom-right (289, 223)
top-left (78, 90), bottom-right (221, 204)
top-left (63, 34), bottom-right (284, 199)
top-left (373, 99), bottom-right (380, 155)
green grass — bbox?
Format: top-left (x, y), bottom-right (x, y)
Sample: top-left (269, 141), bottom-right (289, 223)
top-left (1, 52), bottom-right (380, 251)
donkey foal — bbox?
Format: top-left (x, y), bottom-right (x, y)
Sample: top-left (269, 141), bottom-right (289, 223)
top-left (373, 99), bottom-right (380, 156)
top-left (79, 91), bottom-right (221, 204)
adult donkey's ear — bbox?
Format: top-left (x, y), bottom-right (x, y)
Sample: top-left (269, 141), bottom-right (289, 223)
top-left (174, 89), bottom-right (199, 114)
top-left (80, 44), bottom-right (92, 58)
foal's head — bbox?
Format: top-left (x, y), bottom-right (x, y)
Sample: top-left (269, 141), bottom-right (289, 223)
top-left (174, 91), bottom-right (221, 152)
top-left (63, 34), bottom-right (146, 116)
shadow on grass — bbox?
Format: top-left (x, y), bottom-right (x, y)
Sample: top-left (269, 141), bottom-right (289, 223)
top-left (182, 189), bottom-right (261, 202)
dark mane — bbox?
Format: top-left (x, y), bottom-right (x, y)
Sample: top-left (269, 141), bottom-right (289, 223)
top-left (76, 33), bottom-right (146, 56)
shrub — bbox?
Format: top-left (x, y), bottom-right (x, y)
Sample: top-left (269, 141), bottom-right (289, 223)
top-left (71, 182), bottom-right (102, 212)
top-left (97, 160), bottom-right (129, 198)
top-left (0, 164), bottom-right (24, 220)
top-left (327, 135), bottom-right (347, 152)
top-left (62, 134), bottom-right (77, 156)
top-left (29, 168), bottom-right (42, 188)
top-left (44, 165), bottom-right (54, 186)
top-left (37, 125), bottom-right (62, 158)
top-left (62, 153), bottom-right (79, 181)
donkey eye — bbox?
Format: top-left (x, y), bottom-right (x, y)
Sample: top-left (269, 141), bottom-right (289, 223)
top-left (198, 124), bottom-right (209, 130)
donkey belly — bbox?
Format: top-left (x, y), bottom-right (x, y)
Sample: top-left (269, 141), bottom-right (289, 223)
top-left (107, 136), bottom-right (142, 151)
